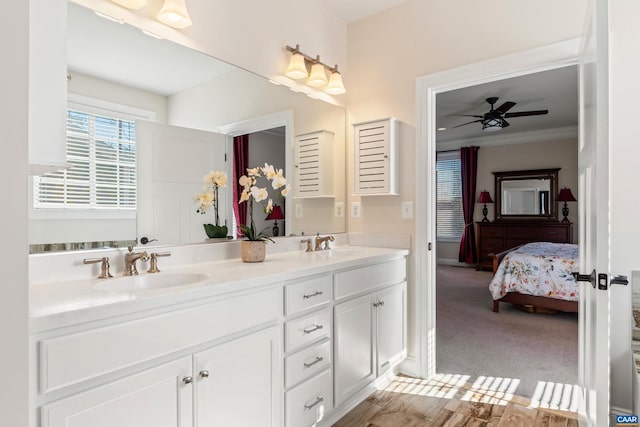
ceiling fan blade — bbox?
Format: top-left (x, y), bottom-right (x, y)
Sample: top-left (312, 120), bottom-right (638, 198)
top-left (501, 119), bottom-right (510, 128)
top-left (452, 119), bottom-right (483, 128)
top-left (495, 101), bottom-right (516, 113)
top-left (449, 114), bottom-right (484, 118)
top-left (504, 109), bottom-right (549, 118)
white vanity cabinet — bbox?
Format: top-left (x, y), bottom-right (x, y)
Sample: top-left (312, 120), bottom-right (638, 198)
top-left (333, 258), bottom-right (407, 407)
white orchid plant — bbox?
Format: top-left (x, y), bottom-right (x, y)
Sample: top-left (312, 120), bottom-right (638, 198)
top-left (195, 171), bottom-right (228, 238)
top-left (239, 163), bottom-right (291, 241)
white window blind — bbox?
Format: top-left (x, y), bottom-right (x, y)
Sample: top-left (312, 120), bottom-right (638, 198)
top-left (34, 109), bottom-right (136, 210)
top-left (436, 151), bottom-right (464, 241)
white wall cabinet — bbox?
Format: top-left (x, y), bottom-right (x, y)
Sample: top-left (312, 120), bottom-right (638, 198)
top-left (41, 356), bottom-right (193, 427)
top-left (334, 282), bottom-right (407, 406)
top-left (294, 131), bottom-right (334, 197)
top-left (29, 0), bottom-right (68, 175)
top-left (353, 118), bottom-right (399, 195)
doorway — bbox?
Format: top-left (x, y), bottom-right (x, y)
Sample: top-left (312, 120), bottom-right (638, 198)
top-left (414, 38), bottom-right (581, 403)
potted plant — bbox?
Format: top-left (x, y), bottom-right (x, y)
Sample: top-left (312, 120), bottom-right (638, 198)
top-left (195, 170), bottom-right (228, 239)
top-left (238, 163), bottom-right (290, 262)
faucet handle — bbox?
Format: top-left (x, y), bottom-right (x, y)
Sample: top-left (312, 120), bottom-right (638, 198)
top-left (301, 239), bottom-right (312, 252)
top-left (148, 252), bottom-right (171, 273)
top-left (83, 257), bottom-right (113, 279)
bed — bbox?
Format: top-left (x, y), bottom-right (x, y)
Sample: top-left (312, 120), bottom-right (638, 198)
top-left (489, 242), bottom-right (579, 313)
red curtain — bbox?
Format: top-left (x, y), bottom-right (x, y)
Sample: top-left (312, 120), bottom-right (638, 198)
top-left (458, 146), bottom-right (479, 263)
top-left (233, 135), bottom-right (249, 236)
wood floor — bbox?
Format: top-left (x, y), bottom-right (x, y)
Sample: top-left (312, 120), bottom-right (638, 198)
top-left (333, 375), bottom-right (579, 427)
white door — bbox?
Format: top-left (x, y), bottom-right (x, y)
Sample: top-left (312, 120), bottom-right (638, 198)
top-left (194, 326), bottom-right (281, 427)
top-left (577, 0), bottom-right (610, 424)
top-left (136, 121), bottom-right (227, 245)
top-left (376, 283), bottom-right (407, 376)
top-left (41, 357), bottom-right (193, 427)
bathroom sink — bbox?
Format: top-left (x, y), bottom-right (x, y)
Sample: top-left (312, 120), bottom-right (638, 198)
top-left (313, 248), bottom-right (363, 258)
top-left (94, 273), bottom-right (209, 292)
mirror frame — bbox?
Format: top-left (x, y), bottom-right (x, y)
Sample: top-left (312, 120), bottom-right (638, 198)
top-left (493, 168), bottom-right (560, 221)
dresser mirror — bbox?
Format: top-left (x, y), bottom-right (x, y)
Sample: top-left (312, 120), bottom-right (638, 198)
top-left (493, 168), bottom-right (559, 220)
top-left (29, 2), bottom-right (346, 253)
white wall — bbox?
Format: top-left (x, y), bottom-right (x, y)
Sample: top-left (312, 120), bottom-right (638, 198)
top-left (346, 0), bottom-right (587, 367)
top-left (1, 0), bottom-right (29, 424)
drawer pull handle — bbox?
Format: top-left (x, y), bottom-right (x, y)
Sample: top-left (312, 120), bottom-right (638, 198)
top-left (303, 356), bottom-right (324, 368)
top-left (303, 324), bottom-right (324, 334)
top-left (182, 376), bottom-right (193, 385)
top-left (199, 370), bottom-right (210, 379)
top-left (304, 396), bottom-right (325, 410)
top-left (303, 290), bottom-right (324, 299)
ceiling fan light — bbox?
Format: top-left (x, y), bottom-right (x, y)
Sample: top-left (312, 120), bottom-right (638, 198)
top-left (109, 0), bottom-right (149, 9)
top-left (307, 62), bottom-right (328, 88)
top-left (157, 0), bottom-right (192, 29)
top-left (325, 69), bottom-right (346, 95)
top-left (482, 118), bottom-right (503, 132)
top-left (285, 53), bottom-right (308, 79)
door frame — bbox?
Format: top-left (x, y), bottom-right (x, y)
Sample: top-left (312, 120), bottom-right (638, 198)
top-left (414, 39), bottom-right (581, 379)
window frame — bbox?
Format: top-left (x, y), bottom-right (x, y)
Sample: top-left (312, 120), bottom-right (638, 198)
top-left (436, 150), bottom-right (464, 243)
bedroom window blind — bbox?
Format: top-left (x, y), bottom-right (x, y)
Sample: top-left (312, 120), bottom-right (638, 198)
top-left (33, 109), bottom-right (136, 210)
top-left (436, 151), bottom-right (464, 241)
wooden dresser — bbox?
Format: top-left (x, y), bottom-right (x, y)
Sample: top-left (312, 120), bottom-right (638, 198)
top-left (476, 221), bottom-right (573, 271)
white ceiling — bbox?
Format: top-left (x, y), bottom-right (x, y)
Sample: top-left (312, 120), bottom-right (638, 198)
top-left (436, 66), bottom-right (578, 145)
top-left (315, 0), bottom-right (411, 23)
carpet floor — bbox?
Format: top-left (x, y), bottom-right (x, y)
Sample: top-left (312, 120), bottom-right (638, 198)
top-left (436, 264), bottom-right (578, 401)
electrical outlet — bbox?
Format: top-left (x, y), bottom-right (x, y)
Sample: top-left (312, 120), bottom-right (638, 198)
top-left (335, 202), bottom-right (345, 217)
top-left (401, 201), bottom-right (414, 219)
top-left (351, 201), bottom-right (361, 218)
top-left (295, 204), bottom-right (303, 218)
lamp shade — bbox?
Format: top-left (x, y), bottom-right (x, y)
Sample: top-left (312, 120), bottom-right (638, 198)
top-left (482, 118), bottom-right (503, 132)
top-left (477, 191), bottom-right (494, 204)
top-left (557, 187), bottom-right (577, 202)
top-left (157, 0), bottom-right (192, 28)
top-left (265, 205), bottom-right (285, 220)
top-left (325, 69), bottom-right (346, 95)
top-left (110, 0), bottom-right (149, 9)
top-left (286, 53), bottom-right (308, 79)
top-left (307, 62), bottom-right (328, 88)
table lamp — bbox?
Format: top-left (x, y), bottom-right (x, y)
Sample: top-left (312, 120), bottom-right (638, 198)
top-left (265, 205), bottom-right (285, 236)
top-left (557, 187), bottom-right (576, 223)
top-left (477, 191), bottom-right (494, 222)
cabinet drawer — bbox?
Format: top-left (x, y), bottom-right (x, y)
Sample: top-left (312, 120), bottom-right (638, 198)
top-left (285, 309), bottom-right (331, 352)
top-left (285, 275), bottom-right (332, 315)
top-left (39, 288), bottom-right (280, 393)
top-left (480, 238), bottom-right (504, 255)
top-left (286, 339), bottom-right (331, 389)
top-left (334, 258), bottom-right (406, 300)
top-left (538, 228), bottom-right (568, 241)
top-left (479, 226), bottom-right (504, 238)
top-left (505, 227), bottom-right (537, 239)
top-left (285, 369), bottom-right (332, 427)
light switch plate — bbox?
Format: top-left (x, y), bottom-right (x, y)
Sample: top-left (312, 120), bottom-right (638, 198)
top-left (335, 202), bottom-right (345, 217)
top-left (351, 201), bottom-right (361, 218)
top-left (295, 204), bottom-right (303, 218)
top-left (401, 201), bottom-right (413, 219)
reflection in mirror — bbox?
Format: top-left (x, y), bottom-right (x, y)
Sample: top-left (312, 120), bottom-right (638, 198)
top-left (494, 168), bottom-right (559, 221)
top-left (28, 2), bottom-right (345, 253)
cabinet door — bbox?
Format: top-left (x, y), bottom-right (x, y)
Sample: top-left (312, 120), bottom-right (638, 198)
top-left (334, 293), bottom-right (376, 406)
top-left (194, 326), bottom-right (281, 427)
top-left (376, 283), bottom-right (407, 375)
top-left (41, 357), bottom-right (192, 427)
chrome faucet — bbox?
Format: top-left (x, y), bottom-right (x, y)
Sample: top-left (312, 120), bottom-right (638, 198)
top-left (124, 246), bottom-right (149, 276)
top-left (314, 234), bottom-right (335, 251)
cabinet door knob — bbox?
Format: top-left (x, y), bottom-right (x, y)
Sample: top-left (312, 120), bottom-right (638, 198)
top-left (182, 376), bottom-right (193, 384)
top-left (199, 370), bottom-right (210, 379)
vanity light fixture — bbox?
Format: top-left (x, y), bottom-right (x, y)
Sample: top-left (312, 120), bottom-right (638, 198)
top-left (157, 0), bottom-right (193, 29)
top-left (109, 0), bottom-right (149, 9)
top-left (285, 44), bottom-right (346, 95)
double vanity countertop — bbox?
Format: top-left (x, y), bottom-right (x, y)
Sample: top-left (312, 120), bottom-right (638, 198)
top-left (30, 245), bottom-right (409, 333)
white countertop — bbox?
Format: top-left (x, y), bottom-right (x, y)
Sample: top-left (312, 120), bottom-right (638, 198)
top-left (30, 246), bottom-right (408, 333)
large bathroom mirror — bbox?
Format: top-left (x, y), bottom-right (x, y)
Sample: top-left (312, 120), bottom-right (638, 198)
top-left (28, 1), bottom-right (346, 253)
top-left (493, 168), bottom-right (559, 221)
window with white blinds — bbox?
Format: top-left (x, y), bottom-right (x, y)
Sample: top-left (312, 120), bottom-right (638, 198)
top-left (33, 108), bottom-right (136, 210)
top-left (436, 151), bottom-right (464, 241)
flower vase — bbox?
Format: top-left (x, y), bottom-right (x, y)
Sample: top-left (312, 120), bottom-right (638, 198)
top-left (241, 240), bottom-right (266, 263)
top-left (204, 224), bottom-right (228, 239)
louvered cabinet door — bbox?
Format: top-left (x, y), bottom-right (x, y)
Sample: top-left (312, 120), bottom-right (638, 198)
top-left (294, 131), bottom-right (334, 197)
top-left (354, 118), bottom-right (398, 195)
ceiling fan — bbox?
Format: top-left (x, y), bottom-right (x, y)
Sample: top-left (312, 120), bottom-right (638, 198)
top-left (453, 97), bottom-right (549, 132)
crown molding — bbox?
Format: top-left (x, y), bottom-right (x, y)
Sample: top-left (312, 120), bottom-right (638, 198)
top-left (436, 125), bottom-right (578, 151)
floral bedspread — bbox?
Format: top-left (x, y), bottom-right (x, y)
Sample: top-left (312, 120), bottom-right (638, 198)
top-left (489, 242), bottom-right (579, 301)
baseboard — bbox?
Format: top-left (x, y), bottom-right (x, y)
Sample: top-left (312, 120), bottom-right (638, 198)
top-left (399, 355), bottom-right (420, 378)
top-left (437, 258), bottom-right (474, 267)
